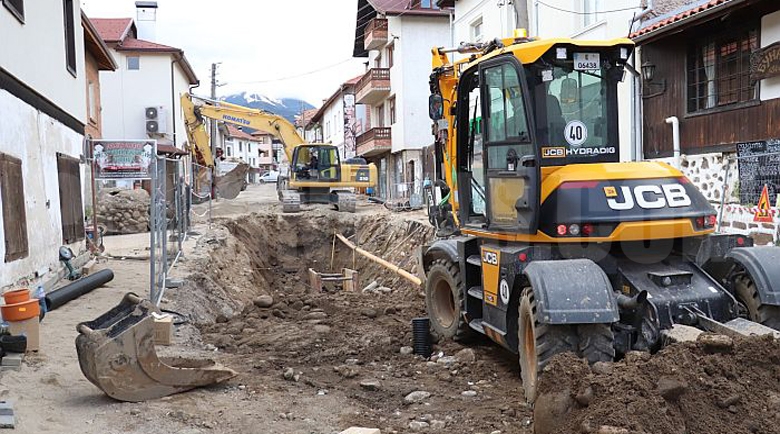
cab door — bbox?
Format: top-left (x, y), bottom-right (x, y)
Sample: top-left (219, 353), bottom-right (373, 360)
top-left (479, 56), bottom-right (539, 234)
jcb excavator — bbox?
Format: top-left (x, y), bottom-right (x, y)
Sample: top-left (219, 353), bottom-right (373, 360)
top-left (421, 32), bottom-right (780, 402)
top-left (181, 93), bottom-right (377, 212)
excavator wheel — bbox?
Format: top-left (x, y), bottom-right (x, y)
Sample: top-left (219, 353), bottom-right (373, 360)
top-left (577, 324), bottom-right (615, 364)
top-left (518, 287), bottom-right (578, 404)
top-left (734, 274), bottom-right (780, 330)
top-left (425, 258), bottom-right (473, 341)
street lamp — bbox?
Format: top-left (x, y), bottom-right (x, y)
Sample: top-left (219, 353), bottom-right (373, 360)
top-left (641, 59), bottom-right (666, 98)
top-left (641, 60), bottom-right (656, 82)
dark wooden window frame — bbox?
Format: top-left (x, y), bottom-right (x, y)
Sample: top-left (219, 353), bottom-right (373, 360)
top-left (2, 0), bottom-right (24, 24)
top-left (63, 0), bottom-right (77, 77)
top-left (56, 153), bottom-right (85, 245)
top-left (686, 23), bottom-right (760, 115)
top-left (0, 153), bottom-right (29, 263)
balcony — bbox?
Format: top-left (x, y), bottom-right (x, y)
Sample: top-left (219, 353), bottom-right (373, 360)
top-left (355, 68), bottom-right (391, 105)
top-left (364, 18), bottom-right (388, 51)
top-left (356, 127), bottom-right (391, 157)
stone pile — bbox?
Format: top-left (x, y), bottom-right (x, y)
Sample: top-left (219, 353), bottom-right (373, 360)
top-left (96, 188), bottom-right (150, 235)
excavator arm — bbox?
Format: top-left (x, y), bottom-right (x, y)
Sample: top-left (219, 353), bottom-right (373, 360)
top-left (181, 93), bottom-right (303, 166)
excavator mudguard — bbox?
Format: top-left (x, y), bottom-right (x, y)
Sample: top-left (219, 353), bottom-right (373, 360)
top-left (75, 293), bottom-right (236, 402)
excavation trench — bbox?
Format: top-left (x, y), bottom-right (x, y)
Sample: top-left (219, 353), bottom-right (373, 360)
top-left (171, 210), bottom-right (780, 434)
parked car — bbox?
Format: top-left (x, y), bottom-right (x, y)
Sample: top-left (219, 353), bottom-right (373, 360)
top-left (259, 171), bottom-right (279, 183)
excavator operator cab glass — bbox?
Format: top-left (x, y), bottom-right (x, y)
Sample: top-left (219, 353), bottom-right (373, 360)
top-left (429, 94), bottom-right (444, 120)
top-left (291, 145), bottom-right (341, 182)
top-left (530, 44), bottom-right (628, 167)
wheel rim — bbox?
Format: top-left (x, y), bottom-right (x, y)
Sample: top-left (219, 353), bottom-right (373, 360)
top-left (522, 309), bottom-right (537, 394)
top-left (431, 277), bottom-right (456, 328)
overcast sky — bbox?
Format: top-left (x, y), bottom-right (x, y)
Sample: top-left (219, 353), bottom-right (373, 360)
top-left (81, 0), bottom-right (368, 106)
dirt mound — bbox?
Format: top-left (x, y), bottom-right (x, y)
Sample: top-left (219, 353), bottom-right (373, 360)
top-left (535, 335), bottom-right (780, 434)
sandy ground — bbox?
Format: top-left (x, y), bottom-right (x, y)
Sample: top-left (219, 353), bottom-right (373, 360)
top-left (0, 185), bottom-right (449, 434)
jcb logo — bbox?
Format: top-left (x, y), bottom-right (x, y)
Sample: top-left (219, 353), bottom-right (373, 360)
top-left (482, 251), bottom-right (498, 265)
top-left (606, 183), bottom-right (692, 211)
top-left (542, 147), bottom-right (566, 158)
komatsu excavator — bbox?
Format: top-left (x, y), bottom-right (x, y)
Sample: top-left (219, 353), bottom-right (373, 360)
top-left (421, 32), bottom-right (780, 402)
top-left (181, 93), bottom-right (377, 212)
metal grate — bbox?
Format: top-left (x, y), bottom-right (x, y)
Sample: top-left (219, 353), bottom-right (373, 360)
top-left (687, 25), bottom-right (759, 113)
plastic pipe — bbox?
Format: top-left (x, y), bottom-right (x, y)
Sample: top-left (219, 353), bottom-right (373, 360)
top-left (665, 116), bottom-right (681, 169)
top-left (45, 269), bottom-right (114, 311)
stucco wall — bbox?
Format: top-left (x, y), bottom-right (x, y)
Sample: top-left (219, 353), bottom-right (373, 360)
top-left (0, 90), bottom-right (86, 288)
top-left (0, 0), bottom-right (87, 121)
top-left (395, 15), bottom-right (450, 153)
top-left (100, 50), bottom-right (192, 146)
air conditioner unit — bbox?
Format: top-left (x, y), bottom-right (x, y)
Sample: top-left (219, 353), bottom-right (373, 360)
top-left (145, 106), bottom-right (167, 135)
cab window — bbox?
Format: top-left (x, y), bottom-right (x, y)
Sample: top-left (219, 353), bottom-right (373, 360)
top-left (484, 63), bottom-right (532, 169)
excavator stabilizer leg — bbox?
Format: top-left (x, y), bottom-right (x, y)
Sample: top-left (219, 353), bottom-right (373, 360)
top-left (75, 293), bottom-right (237, 402)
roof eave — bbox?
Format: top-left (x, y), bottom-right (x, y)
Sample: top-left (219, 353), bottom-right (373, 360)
top-left (82, 13), bottom-right (118, 70)
top-left (632, 0), bottom-right (750, 44)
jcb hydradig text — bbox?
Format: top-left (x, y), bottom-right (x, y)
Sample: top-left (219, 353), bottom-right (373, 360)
top-left (421, 33), bottom-right (780, 402)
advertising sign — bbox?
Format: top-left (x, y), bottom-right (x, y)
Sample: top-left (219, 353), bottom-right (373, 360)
top-left (92, 140), bottom-right (156, 180)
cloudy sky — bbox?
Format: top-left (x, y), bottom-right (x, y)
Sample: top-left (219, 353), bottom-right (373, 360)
top-left (81, 0), bottom-right (369, 106)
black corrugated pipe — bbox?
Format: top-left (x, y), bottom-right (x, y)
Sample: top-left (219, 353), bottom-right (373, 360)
top-left (45, 269), bottom-right (114, 311)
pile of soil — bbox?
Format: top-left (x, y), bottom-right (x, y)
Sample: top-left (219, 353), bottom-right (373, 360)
top-left (535, 335), bottom-right (780, 434)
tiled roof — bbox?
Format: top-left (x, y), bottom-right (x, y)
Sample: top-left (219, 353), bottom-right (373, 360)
top-left (225, 124), bottom-right (259, 142)
top-left (116, 37), bottom-right (180, 52)
top-left (296, 108), bottom-right (320, 128)
top-left (82, 13), bottom-right (117, 71)
top-left (345, 74), bottom-right (363, 85)
top-left (631, 0), bottom-right (733, 40)
top-left (368, 0), bottom-right (451, 16)
top-left (91, 18), bottom-right (134, 42)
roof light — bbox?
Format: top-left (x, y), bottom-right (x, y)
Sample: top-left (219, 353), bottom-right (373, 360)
top-left (620, 47), bottom-right (629, 60)
top-left (556, 47), bottom-right (567, 60)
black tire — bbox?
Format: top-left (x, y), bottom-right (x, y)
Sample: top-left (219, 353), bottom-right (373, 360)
top-left (577, 324), bottom-right (615, 364)
top-left (734, 274), bottom-right (780, 330)
top-left (424, 258), bottom-right (473, 341)
top-left (518, 288), bottom-right (578, 404)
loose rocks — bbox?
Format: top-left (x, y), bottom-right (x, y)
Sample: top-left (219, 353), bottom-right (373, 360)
top-left (253, 295), bottom-right (274, 308)
top-left (404, 391), bottom-right (431, 404)
top-left (359, 379), bottom-right (381, 391)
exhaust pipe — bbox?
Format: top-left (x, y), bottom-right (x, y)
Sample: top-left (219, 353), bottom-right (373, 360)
top-left (616, 290), bottom-right (648, 309)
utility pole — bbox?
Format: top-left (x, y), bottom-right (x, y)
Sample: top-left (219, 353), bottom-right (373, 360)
top-left (514, 0), bottom-right (530, 32)
top-left (210, 62), bottom-right (218, 158)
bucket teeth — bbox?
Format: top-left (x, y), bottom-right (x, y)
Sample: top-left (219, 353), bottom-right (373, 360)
top-left (76, 293), bottom-right (236, 402)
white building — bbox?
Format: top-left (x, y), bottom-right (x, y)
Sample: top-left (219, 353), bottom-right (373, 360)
top-left (93, 2), bottom-right (198, 150)
top-left (310, 75), bottom-right (365, 160)
top-left (440, 0), bottom-right (644, 161)
top-left (0, 0), bottom-right (90, 287)
top-left (217, 124), bottom-right (274, 182)
top-left (353, 0), bottom-right (453, 199)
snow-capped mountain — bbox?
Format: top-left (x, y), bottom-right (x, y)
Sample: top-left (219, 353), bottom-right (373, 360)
top-left (219, 92), bottom-right (315, 123)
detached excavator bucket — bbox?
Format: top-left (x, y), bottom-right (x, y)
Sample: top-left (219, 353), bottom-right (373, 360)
top-left (75, 293), bottom-right (236, 402)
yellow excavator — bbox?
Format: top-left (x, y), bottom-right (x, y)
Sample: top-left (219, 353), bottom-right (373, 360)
top-left (422, 32), bottom-right (780, 402)
top-left (181, 93), bottom-right (378, 212)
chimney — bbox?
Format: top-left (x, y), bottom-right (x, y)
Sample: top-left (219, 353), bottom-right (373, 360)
top-left (135, 1), bottom-right (158, 41)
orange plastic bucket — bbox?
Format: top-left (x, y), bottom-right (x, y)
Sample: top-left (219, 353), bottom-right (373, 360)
top-left (1, 299), bottom-right (40, 322)
top-left (3, 289), bottom-right (30, 305)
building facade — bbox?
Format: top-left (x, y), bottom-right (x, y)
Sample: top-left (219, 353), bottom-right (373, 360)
top-left (633, 0), bottom-right (780, 244)
top-left (310, 75), bottom-right (365, 160)
top-left (93, 3), bottom-right (198, 149)
top-left (353, 0), bottom-right (453, 199)
top-left (218, 124), bottom-right (274, 182)
top-left (0, 0), bottom-right (90, 287)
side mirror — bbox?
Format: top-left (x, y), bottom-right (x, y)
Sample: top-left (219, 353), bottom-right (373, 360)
top-left (429, 94), bottom-right (444, 121)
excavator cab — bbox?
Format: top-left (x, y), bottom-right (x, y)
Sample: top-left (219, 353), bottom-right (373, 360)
top-left (291, 145), bottom-right (341, 182)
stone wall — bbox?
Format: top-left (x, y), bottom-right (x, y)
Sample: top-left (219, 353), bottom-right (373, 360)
top-left (651, 153), bottom-right (779, 245)
top-left (96, 188), bottom-right (150, 235)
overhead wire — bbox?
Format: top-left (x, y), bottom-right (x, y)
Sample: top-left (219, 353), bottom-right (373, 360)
top-left (536, 1), bottom-right (641, 15)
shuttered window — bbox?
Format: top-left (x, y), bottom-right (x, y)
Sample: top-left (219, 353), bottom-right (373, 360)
top-left (63, 0), bottom-right (77, 76)
top-left (57, 153), bottom-right (85, 244)
top-left (0, 153), bottom-right (28, 262)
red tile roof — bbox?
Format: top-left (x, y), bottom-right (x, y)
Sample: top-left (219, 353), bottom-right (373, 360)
top-left (631, 0), bottom-right (732, 40)
top-left (116, 37), bottom-right (180, 53)
top-left (91, 18), bottom-right (134, 42)
top-left (225, 124), bottom-right (259, 142)
top-left (296, 108), bottom-right (320, 128)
